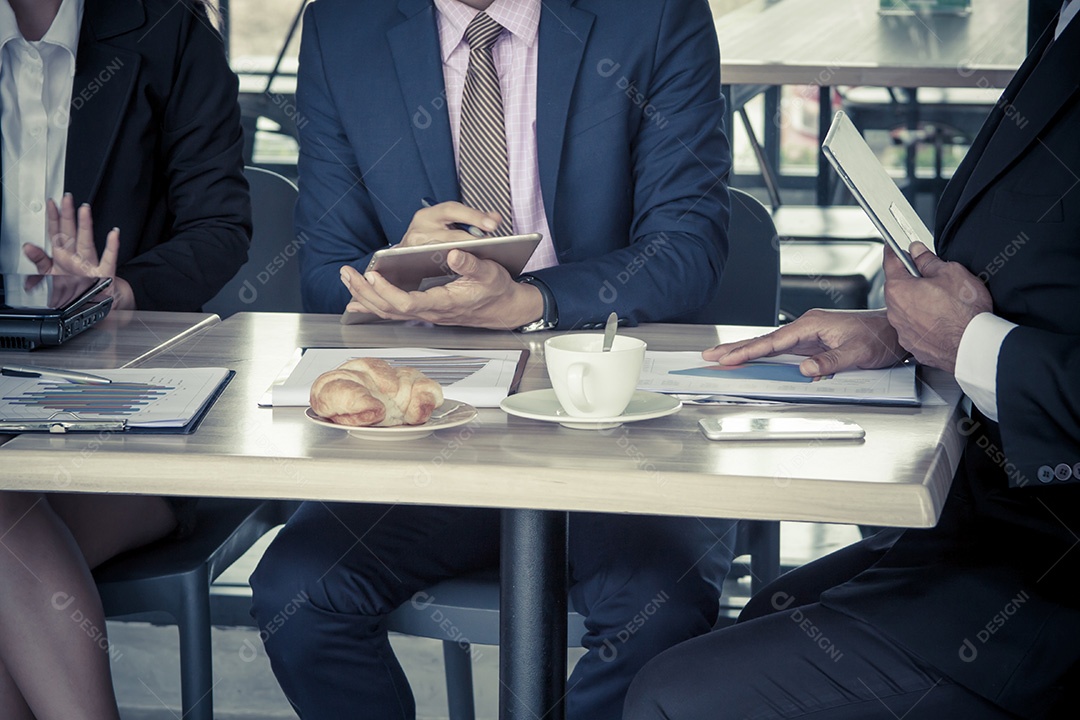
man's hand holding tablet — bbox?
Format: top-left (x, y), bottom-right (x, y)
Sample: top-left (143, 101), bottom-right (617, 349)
top-left (341, 199), bottom-right (545, 330)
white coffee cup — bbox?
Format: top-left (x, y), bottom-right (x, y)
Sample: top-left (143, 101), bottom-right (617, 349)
top-left (545, 334), bottom-right (647, 418)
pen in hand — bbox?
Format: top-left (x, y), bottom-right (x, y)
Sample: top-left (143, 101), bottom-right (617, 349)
top-left (420, 197), bottom-right (487, 238)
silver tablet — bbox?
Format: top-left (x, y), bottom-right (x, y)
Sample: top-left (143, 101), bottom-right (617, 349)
top-left (341, 233), bottom-right (543, 325)
top-left (366, 232), bottom-right (543, 291)
top-left (822, 111), bottom-right (931, 277)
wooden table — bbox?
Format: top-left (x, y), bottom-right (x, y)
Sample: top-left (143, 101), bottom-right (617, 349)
top-left (715, 0), bottom-right (1027, 203)
top-left (0, 310), bottom-right (219, 370)
top-left (0, 312), bottom-right (966, 719)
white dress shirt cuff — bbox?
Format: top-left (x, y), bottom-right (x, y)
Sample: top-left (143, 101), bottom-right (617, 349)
top-left (954, 312), bottom-right (1017, 422)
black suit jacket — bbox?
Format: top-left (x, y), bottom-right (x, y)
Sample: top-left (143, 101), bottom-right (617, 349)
top-left (0, 0), bottom-right (250, 311)
top-left (822, 17), bottom-right (1080, 720)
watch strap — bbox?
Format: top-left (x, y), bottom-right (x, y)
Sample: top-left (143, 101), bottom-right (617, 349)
top-left (516, 275), bottom-right (558, 332)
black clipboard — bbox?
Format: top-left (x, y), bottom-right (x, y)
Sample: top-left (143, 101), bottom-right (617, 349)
top-left (0, 370), bottom-right (234, 435)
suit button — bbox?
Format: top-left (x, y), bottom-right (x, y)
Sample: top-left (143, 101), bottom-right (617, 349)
top-left (1055, 463), bottom-right (1073, 482)
top-left (1037, 466), bottom-right (1055, 483)
top-left (1073, 463), bottom-right (1080, 481)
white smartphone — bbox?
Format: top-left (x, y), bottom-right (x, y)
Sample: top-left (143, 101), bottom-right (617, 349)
top-left (365, 233), bottom-right (543, 292)
top-left (698, 416), bottom-right (865, 441)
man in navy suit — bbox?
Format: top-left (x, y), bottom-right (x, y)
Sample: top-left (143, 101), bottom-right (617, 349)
top-left (292, 0), bottom-right (729, 330)
top-left (251, 1), bottom-right (735, 718)
top-left (625, 4), bottom-right (1080, 719)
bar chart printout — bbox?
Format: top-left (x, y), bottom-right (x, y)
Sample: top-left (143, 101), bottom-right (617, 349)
top-left (0, 368), bottom-right (230, 427)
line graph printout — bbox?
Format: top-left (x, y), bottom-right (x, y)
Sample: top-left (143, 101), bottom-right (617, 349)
top-left (637, 352), bottom-right (919, 405)
top-left (270, 348), bottom-right (526, 408)
top-left (0, 368), bottom-right (231, 427)
top-left (380, 356), bottom-right (491, 386)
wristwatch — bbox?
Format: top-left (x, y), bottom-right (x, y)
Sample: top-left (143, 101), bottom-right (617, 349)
top-left (515, 275), bottom-right (558, 332)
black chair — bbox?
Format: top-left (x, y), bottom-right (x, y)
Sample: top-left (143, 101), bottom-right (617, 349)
top-left (203, 166), bottom-right (302, 317)
top-left (676, 187), bottom-right (781, 327)
top-left (94, 499), bottom-right (278, 720)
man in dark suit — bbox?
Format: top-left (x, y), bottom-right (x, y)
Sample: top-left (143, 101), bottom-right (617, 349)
top-left (251, 1), bottom-right (736, 719)
top-left (624, 5), bottom-right (1080, 719)
top-left (5, 0), bottom-right (250, 311)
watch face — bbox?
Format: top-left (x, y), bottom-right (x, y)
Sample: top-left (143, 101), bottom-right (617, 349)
top-left (516, 319), bottom-right (554, 333)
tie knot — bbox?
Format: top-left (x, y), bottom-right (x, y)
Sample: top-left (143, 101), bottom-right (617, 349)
top-left (464, 12), bottom-right (504, 51)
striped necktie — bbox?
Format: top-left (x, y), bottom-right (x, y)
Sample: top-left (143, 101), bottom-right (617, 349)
top-left (458, 12), bottom-right (514, 236)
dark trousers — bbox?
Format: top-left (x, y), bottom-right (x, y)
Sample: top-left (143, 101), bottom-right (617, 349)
top-left (250, 502), bottom-right (735, 720)
top-left (623, 532), bottom-right (1018, 719)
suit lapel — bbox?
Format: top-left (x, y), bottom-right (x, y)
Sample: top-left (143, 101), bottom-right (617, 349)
top-left (64, 0), bottom-right (142, 205)
top-left (388, 0), bottom-right (458, 203)
top-left (939, 17), bottom-right (1079, 243)
top-left (536, 0), bottom-right (594, 237)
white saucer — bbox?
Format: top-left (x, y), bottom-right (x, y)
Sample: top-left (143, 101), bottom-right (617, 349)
top-left (500, 390), bottom-right (681, 430)
top-left (305, 400), bottom-right (477, 441)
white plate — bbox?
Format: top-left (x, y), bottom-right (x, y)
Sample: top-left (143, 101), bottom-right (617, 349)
top-left (305, 400), bottom-right (477, 441)
top-left (500, 389), bottom-right (681, 430)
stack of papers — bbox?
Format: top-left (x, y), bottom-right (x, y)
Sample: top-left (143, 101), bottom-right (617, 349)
top-left (637, 352), bottom-right (919, 406)
top-left (268, 348), bottom-right (527, 408)
top-left (0, 368), bottom-right (231, 430)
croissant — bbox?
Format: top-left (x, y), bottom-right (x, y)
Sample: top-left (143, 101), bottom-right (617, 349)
top-left (309, 358), bottom-right (444, 427)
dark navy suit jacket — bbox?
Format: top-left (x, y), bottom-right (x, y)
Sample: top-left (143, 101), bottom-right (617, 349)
top-left (294, 0), bottom-right (730, 328)
top-left (0, 0), bottom-right (250, 311)
top-left (823, 16), bottom-right (1080, 718)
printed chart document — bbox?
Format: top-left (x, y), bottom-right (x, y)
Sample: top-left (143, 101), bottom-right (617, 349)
top-left (268, 348), bottom-right (527, 408)
top-left (637, 352), bottom-right (919, 406)
top-left (0, 368), bottom-right (231, 430)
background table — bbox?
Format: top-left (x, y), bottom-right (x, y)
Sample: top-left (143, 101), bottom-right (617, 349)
top-left (716, 0), bottom-right (1026, 88)
top-left (0, 312), bottom-right (966, 720)
top-left (715, 0), bottom-right (1027, 203)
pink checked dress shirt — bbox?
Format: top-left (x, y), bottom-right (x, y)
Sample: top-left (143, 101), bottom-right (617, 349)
top-left (433, 0), bottom-right (558, 272)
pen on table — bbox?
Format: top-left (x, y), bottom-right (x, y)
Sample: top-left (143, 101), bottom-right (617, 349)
top-left (420, 197), bottom-right (487, 238)
top-left (1, 365), bottom-right (112, 385)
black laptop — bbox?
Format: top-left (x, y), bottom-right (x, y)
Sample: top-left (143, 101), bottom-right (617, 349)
top-left (0, 275), bottom-right (114, 351)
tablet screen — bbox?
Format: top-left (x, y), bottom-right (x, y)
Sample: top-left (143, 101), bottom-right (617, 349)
top-left (1, 275), bottom-right (110, 314)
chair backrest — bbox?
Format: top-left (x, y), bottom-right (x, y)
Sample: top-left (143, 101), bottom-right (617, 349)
top-left (203, 166), bottom-right (303, 317)
top-left (675, 188), bottom-right (780, 327)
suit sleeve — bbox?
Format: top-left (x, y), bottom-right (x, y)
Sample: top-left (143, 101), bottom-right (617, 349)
top-left (120, 5), bottom-right (252, 311)
top-left (529, 0), bottom-right (730, 327)
top-left (997, 326), bottom-right (1080, 483)
top-left (293, 5), bottom-right (387, 314)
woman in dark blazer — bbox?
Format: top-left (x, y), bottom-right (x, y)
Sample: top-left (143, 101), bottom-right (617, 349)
top-left (0, 1), bottom-right (249, 718)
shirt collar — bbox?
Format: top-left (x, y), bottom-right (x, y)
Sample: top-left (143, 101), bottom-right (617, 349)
top-left (1058, 0), bottom-right (1079, 39)
top-left (44, 0), bottom-right (84, 75)
top-left (434, 0), bottom-right (540, 62)
top-left (0, 3), bottom-right (22, 58)
top-left (0, 0), bottom-right (84, 76)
